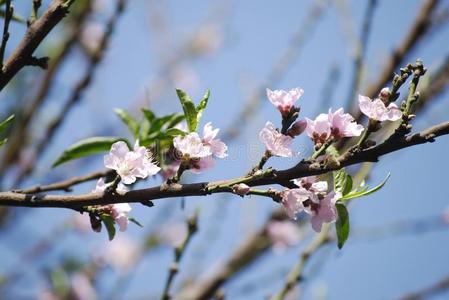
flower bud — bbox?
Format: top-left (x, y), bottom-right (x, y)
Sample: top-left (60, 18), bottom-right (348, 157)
top-left (287, 120), bottom-right (307, 137)
top-left (89, 214), bottom-right (102, 233)
top-left (232, 183), bottom-right (250, 196)
top-left (379, 87), bottom-right (391, 103)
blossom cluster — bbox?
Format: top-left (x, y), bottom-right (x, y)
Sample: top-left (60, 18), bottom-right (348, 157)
top-left (258, 86), bottom-right (404, 232)
top-left (281, 176), bottom-right (340, 232)
top-left (88, 141), bottom-right (161, 233)
top-left (172, 122), bottom-right (227, 173)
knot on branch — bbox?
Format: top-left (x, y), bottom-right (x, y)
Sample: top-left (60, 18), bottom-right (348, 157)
top-left (26, 56), bottom-right (49, 69)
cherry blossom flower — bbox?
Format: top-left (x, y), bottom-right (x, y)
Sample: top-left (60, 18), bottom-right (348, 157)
top-left (104, 141), bottom-right (160, 184)
top-left (293, 176), bottom-right (328, 193)
top-left (101, 236), bottom-right (140, 272)
top-left (173, 132), bottom-right (212, 159)
top-left (306, 108), bottom-right (363, 143)
top-left (328, 108), bottom-right (364, 138)
top-left (307, 191), bottom-right (341, 232)
top-left (267, 220), bottom-right (303, 253)
top-left (202, 122), bottom-right (228, 158)
top-left (305, 113), bottom-right (332, 144)
top-left (232, 183), bottom-right (251, 196)
top-left (92, 179), bottom-right (132, 232)
top-left (281, 188), bottom-right (313, 219)
top-left (267, 87), bottom-right (304, 116)
top-left (157, 222), bottom-right (188, 248)
top-left (161, 161), bottom-right (181, 180)
top-left (259, 122), bottom-right (294, 157)
top-left (92, 178), bottom-right (128, 195)
top-left (359, 94), bottom-right (402, 121)
top-left (190, 156), bottom-right (215, 174)
top-left (111, 203), bottom-right (132, 232)
top-left (70, 272), bottom-right (97, 300)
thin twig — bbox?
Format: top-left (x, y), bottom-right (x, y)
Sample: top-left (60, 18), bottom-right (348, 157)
top-left (161, 212), bottom-right (199, 300)
top-left (16, 170), bottom-right (113, 194)
top-left (12, 0), bottom-right (126, 187)
top-left (345, 0), bottom-right (377, 111)
top-left (269, 226), bottom-right (330, 300)
top-left (0, 0), bottom-right (12, 70)
top-left (0, 1), bottom-right (92, 177)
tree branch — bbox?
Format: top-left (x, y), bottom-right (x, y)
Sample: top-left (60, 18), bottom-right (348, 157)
top-left (0, 0), bottom-right (78, 90)
top-left (0, 120), bottom-right (447, 208)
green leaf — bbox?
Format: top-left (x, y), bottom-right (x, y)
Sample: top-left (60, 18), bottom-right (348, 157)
top-left (165, 113), bottom-right (185, 129)
top-left (0, 114), bottom-right (14, 132)
top-left (114, 109), bottom-right (140, 138)
top-left (150, 113), bottom-right (184, 133)
top-left (0, 138), bottom-right (7, 147)
top-left (333, 168), bottom-right (352, 196)
top-left (128, 216), bottom-right (143, 227)
top-left (335, 203), bottom-right (350, 249)
top-left (176, 89), bottom-right (198, 132)
top-left (196, 89), bottom-right (210, 124)
top-left (53, 136), bottom-right (128, 167)
top-left (100, 214), bottom-right (116, 241)
top-left (142, 108), bottom-right (156, 123)
top-left (340, 173), bottom-right (390, 201)
top-left (164, 128), bottom-right (187, 137)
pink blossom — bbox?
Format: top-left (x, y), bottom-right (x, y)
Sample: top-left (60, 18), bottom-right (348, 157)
top-left (267, 220), bottom-right (302, 253)
top-left (281, 188), bottom-right (312, 219)
top-left (104, 141), bottom-right (160, 184)
top-left (307, 191), bottom-right (341, 232)
top-left (111, 203), bottom-right (132, 232)
top-left (173, 132), bottom-right (212, 159)
top-left (232, 183), bottom-right (251, 196)
top-left (305, 113), bottom-right (332, 144)
top-left (92, 179), bottom-right (132, 232)
top-left (306, 109), bottom-right (363, 143)
top-left (202, 122), bottom-right (228, 158)
top-left (328, 108), bottom-right (364, 138)
top-left (92, 178), bottom-right (128, 195)
top-left (158, 222), bottom-right (188, 248)
top-left (293, 176), bottom-right (328, 193)
top-left (189, 156), bottom-right (215, 174)
top-left (161, 161), bottom-right (181, 180)
top-left (259, 122), bottom-right (294, 157)
top-left (70, 272), bottom-right (97, 300)
top-left (102, 236), bottom-right (140, 272)
top-left (267, 87), bottom-right (304, 116)
top-left (359, 95), bottom-right (402, 121)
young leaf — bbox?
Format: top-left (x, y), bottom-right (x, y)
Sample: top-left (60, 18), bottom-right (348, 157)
top-left (333, 168), bottom-right (352, 196)
top-left (176, 89), bottom-right (197, 132)
top-left (335, 203), bottom-right (350, 249)
top-left (0, 114), bottom-right (14, 132)
top-left (100, 214), bottom-right (116, 241)
top-left (114, 109), bottom-right (140, 138)
top-left (53, 137), bottom-right (128, 167)
top-left (340, 173), bottom-right (391, 201)
top-left (164, 128), bottom-right (187, 137)
top-left (196, 89), bottom-right (210, 124)
top-left (128, 216), bottom-right (143, 227)
top-left (142, 108), bottom-right (156, 123)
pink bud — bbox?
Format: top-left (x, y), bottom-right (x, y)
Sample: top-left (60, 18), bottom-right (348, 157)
top-left (89, 214), bottom-right (102, 233)
top-left (287, 120), bottom-right (307, 137)
top-left (232, 183), bottom-right (251, 196)
top-left (379, 87), bottom-right (391, 102)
